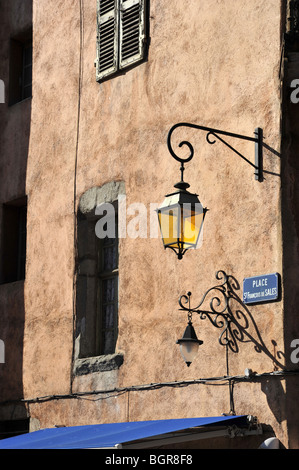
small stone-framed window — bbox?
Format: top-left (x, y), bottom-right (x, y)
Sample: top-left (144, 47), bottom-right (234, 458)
top-left (95, 0), bottom-right (148, 82)
top-left (74, 182), bottom-right (125, 375)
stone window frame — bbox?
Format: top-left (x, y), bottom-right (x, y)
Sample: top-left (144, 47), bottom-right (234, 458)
top-left (73, 181), bottom-right (125, 376)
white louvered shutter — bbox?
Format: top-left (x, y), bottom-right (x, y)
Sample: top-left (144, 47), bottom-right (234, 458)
top-left (119, 0), bottom-right (146, 69)
top-left (96, 0), bottom-right (119, 81)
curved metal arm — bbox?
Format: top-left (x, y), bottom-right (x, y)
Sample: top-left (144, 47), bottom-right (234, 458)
top-left (167, 122), bottom-right (263, 182)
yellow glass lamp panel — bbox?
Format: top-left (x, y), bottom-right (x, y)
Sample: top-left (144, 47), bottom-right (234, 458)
top-left (158, 207), bottom-right (179, 247)
top-left (180, 209), bottom-right (204, 247)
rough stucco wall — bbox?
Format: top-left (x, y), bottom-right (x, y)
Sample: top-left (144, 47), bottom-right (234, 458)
top-left (23, 0), bottom-right (79, 397)
top-left (19, 0), bottom-right (290, 447)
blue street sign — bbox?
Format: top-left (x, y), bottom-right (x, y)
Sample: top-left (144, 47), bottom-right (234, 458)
top-left (243, 273), bottom-right (279, 304)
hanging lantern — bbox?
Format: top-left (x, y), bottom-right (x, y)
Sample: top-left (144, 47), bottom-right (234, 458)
top-left (157, 181), bottom-right (207, 260)
top-left (176, 319), bottom-right (203, 367)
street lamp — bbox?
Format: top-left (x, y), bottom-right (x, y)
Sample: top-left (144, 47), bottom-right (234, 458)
top-left (176, 308), bottom-right (203, 367)
top-left (157, 123), bottom-right (263, 260)
top-left (157, 177), bottom-right (207, 260)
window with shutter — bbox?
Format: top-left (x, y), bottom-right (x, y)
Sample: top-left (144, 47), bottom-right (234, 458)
top-left (119, 0), bottom-right (145, 69)
top-left (96, 0), bottom-right (118, 80)
top-left (96, 0), bottom-right (147, 81)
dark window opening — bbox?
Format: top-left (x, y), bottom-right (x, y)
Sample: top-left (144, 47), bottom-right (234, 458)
top-left (76, 207), bottom-right (119, 359)
top-left (289, 1), bottom-right (299, 34)
top-left (97, 216), bottom-right (119, 355)
top-left (1, 197), bottom-right (27, 284)
top-left (9, 29), bottom-right (32, 105)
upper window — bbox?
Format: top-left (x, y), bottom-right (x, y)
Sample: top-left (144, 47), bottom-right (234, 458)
top-left (96, 0), bottom-right (148, 82)
top-left (9, 30), bottom-right (32, 105)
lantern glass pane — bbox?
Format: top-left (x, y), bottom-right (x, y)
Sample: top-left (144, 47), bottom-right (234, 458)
top-left (158, 206), bottom-right (180, 247)
top-left (179, 341), bottom-right (199, 365)
top-left (180, 204), bottom-right (204, 248)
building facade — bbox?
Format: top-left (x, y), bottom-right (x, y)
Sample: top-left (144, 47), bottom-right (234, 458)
top-left (0, 0), bottom-right (299, 448)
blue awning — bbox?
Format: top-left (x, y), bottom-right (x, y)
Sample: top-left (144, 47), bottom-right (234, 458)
top-left (0, 415), bottom-right (250, 449)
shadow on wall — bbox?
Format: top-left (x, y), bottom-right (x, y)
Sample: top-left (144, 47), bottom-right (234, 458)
top-left (178, 270), bottom-right (292, 439)
top-left (0, 0), bottom-right (32, 432)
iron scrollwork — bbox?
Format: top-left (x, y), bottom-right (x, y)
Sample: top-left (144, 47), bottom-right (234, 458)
top-left (179, 270), bottom-right (245, 353)
top-left (179, 270), bottom-right (272, 357)
top-left (178, 270), bottom-right (285, 367)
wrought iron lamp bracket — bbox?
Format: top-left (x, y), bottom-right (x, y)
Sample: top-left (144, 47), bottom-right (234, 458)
top-left (167, 122), bottom-right (263, 182)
